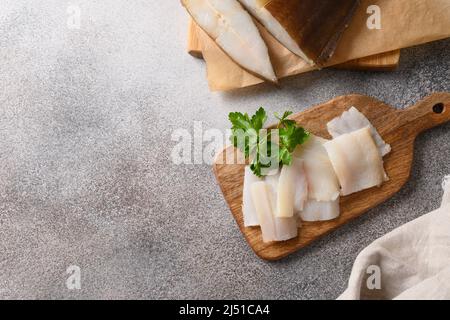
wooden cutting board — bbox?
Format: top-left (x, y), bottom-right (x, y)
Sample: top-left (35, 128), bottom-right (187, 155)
top-left (187, 20), bottom-right (401, 71)
top-left (213, 93), bottom-right (450, 260)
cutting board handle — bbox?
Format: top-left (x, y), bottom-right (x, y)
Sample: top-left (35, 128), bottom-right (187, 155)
top-left (399, 92), bottom-right (450, 135)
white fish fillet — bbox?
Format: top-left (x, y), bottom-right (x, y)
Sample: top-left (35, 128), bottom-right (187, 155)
top-left (265, 174), bottom-right (299, 241)
top-left (237, 0), bottom-right (314, 64)
top-left (324, 127), bottom-right (389, 196)
top-left (182, 0), bottom-right (277, 83)
top-left (251, 181), bottom-right (298, 242)
top-left (242, 166), bottom-right (262, 227)
top-left (273, 215), bottom-right (299, 241)
top-left (293, 160), bottom-right (308, 213)
top-left (275, 164), bottom-right (295, 217)
top-left (327, 107), bottom-right (391, 157)
top-left (272, 159), bottom-right (308, 217)
top-left (293, 135), bottom-right (340, 202)
top-left (299, 198), bottom-right (340, 222)
top-left (251, 182), bottom-right (277, 242)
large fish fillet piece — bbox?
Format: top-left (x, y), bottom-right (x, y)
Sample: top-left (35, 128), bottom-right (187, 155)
top-left (270, 159), bottom-right (308, 218)
top-left (294, 135), bottom-right (340, 202)
top-left (251, 182), bottom-right (277, 242)
top-left (324, 127), bottom-right (389, 196)
top-left (265, 174), bottom-right (299, 241)
top-left (299, 198), bottom-right (340, 222)
top-left (182, 0), bottom-right (277, 83)
top-left (237, 0), bottom-right (312, 64)
top-left (327, 107), bottom-right (391, 157)
top-left (292, 160), bottom-right (308, 213)
top-left (251, 181), bottom-right (298, 242)
top-left (294, 136), bottom-right (341, 221)
top-left (242, 166), bottom-right (262, 227)
top-left (261, 0), bottom-right (360, 66)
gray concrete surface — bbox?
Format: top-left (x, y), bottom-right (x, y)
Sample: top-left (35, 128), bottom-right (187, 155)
top-left (0, 0), bottom-right (449, 300)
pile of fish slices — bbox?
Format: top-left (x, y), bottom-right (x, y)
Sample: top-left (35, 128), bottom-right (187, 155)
top-left (243, 107), bottom-right (391, 243)
top-left (182, 0), bottom-right (360, 83)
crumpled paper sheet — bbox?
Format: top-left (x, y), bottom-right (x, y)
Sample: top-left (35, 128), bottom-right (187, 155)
top-left (338, 176), bottom-right (450, 300)
top-left (199, 0), bottom-right (450, 91)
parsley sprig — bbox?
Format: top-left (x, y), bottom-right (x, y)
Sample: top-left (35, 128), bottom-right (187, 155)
top-left (229, 108), bottom-right (309, 177)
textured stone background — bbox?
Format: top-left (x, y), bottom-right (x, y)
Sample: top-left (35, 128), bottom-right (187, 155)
top-left (0, 1), bottom-right (449, 299)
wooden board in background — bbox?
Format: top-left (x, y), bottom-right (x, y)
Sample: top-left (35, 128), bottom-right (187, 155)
top-left (187, 20), bottom-right (401, 71)
top-left (187, 20), bottom-right (204, 59)
top-left (213, 93), bottom-right (450, 260)
top-left (334, 50), bottom-right (401, 71)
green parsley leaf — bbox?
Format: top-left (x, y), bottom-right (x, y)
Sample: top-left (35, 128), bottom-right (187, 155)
top-left (251, 107), bottom-right (267, 131)
top-left (229, 108), bottom-right (309, 177)
top-left (278, 147), bottom-right (292, 166)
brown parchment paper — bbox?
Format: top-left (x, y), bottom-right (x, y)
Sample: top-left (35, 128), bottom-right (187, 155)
top-left (198, 0), bottom-right (450, 91)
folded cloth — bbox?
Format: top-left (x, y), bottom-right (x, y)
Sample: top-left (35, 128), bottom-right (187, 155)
top-left (442, 176), bottom-right (450, 208)
top-left (338, 176), bottom-right (450, 300)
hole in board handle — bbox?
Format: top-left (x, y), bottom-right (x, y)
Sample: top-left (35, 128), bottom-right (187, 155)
top-left (433, 103), bottom-right (445, 114)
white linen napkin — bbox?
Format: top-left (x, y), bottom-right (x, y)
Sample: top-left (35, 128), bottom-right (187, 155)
top-left (338, 176), bottom-right (450, 300)
top-left (442, 176), bottom-right (450, 208)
